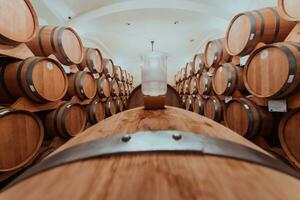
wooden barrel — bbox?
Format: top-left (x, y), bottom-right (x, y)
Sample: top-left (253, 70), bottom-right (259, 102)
top-left (127, 84), bottom-right (181, 109)
top-left (225, 98), bottom-right (273, 139)
top-left (44, 102), bottom-right (87, 138)
top-left (278, 0), bottom-right (300, 21)
top-left (244, 42), bottom-right (300, 99)
top-left (225, 7), bottom-right (296, 56)
top-left (103, 59), bottom-right (115, 78)
top-left (3, 106), bottom-right (300, 200)
top-left (118, 81), bottom-right (125, 96)
top-left (97, 75), bottom-right (111, 100)
top-left (192, 53), bottom-right (206, 74)
top-left (204, 96), bottom-right (223, 122)
top-left (192, 95), bottom-right (205, 115)
top-left (212, 63), bottom-right (245, 96)
top-left (111, 79), bottom-right (120, 97)
top-left (204, 38), bottom-right (232, 68)
top-left (183, 78), bottom-right (190, 95)
top-left (279, 108), bottom-right (300, 170)
top-left (180, 68), bottom-right (186, 81)
top-left (67, 71), bottom-right (97, 100)
top-left (115, 66), bottom-right (123, 81)
top-left (0, 57), bottom-right (68, 103)
top-left (121, 70), bottom-right (127, 82)
top-left (198, 72), bottom-right (213, 95)
top-left (0, 0), bottom-right (38, 45)
top-left (176, 71), bottom-right (181, 83)
top-left (188, 76), bottom-right (198, 95)
top-left (79, 48), bottom-right (104, 74)
top-left (178, 81), bottom-right (184, 95)
top-left (185, 62), bottom-right (193, 78)
top-left (185, 95), bottom-right (193, 111)
top-left (181, 95), bottom-right (187, 108)
top-left (0, 107), bottom-right (43, 172)
top-left (115, 97), bottom-right (124, 113)
top-left (86, 101), bottom-right (105, 125)
top-left (105, 98), bottom-right (117, 117)
top-left (26, 26), bottom-right (84, 65)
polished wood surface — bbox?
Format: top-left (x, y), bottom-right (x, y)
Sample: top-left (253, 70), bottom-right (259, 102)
top-left (0, 107), bottom-right (43, 172)
top-left (126, 84), bottom-right (181, 109)
top-left (0, 0), bottom-right (38, 45)
top-left (79, 48), bottom-right (104, 73)
top-left (0, 57), bottom-right (68, 103)
top-left (225, 7), bottom-right (296, 56)
top-left (2, 107), bottom-right (300, 200)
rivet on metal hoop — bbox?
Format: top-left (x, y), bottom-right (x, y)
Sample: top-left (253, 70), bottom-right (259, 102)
top-left (172, 133), bottom-right (182, 141)
top-left (121, 135), bottom-right (131, 142)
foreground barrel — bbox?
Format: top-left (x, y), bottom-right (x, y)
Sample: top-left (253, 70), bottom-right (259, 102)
top-left (2, 107), bottom-right (300, 200)
top-left (0, 57), bottom-right (68, 103)
top-left (86, 101), bottom-right (105, 125)
top-left (26, 26), bottom-right (84, 65)
top-left (278, 0), bottom-right (300, 21)
top-left (79, 48), bottom-right (104, 73)
top-left (67, 71), bottom-right (97, 100)
top-left (44, 102), bottom-right (87, 138)
top-left (225, 98), bottom-right (273, 139)
top-left (204, 96), bottom-right (223, 122)
top-left (225, 7), bottom-right (296, 56)
top-left (279, 108), bottom-right (300, 170)
top-left (244, 42), bottom-right (300, 99)
top-left (0, 107), bottom-right (43, 171)
top-left (0, 0), bottom-right (38, 45)
top-left (204, 38), bottom-right (232, 68)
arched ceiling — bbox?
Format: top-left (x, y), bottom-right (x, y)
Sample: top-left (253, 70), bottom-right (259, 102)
top-left (30, 0), bottom-right (276, 85)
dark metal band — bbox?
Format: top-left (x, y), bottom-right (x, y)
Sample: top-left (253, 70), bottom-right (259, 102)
top-left (50, 26), bottom-right (59, 54)
top-left (248, 98), bottom-right (264, 139)
top-left (6, 131), bottom-right (300, 190)
top-left (16, 58), bottom-right (31, 98)
top-left (57, 27), bottom-right (71, 65)
top-left (268, 8), bottom-right (280, 43)
top-left (253, 10), bottom-right (265, 44)
top-left (229, 64), bottom-right (239, 95)
top-left (38, 26), bottom-right (48, 56)
top-left (60, 102), bottom-right (74, 138)
top-left (78, 72), bottom-right (87, 99)
top-left (238, 99), bottom-right (255, 138)
top-left (53, 102), bottom-right (68, 138)
top-left (224, 63), bottom-right (232, 95)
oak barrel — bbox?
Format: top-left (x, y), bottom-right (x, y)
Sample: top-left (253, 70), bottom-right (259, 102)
top-left (225, 7), bottom-right (296, 56)
top-left (105, 98), bottom-right (117, 117)
top-left (26, 26), bottom-right (84, 65)
top-left (192, 95), bottom-right (205, 115)
top-left (79, 48), bottom-right (104, 74)
top-left (225, 98), bottom-right (273, 139)
top-left (115, 66), bottom-right (123, 81)
top-left (2, 107), bottom-right (300, 200)
top-left (278, 0), bottom-right (300, 21)
top-left (204, 96), bottom-right (223, 122)
top-left (0, 0), bottom-right (38, 45)
top-left (212, 63), bottom-right (245, 96)
top-left (244, 42), bottom-right (300, 99)
top-left (192, 53), bottom-right (206, 74)
top-left (115, 97), bottom-right (124, 113)
top-left (183, 78), bottom-right (190, 95)
top-left (86, 101), bottom-right (105, 125)
top-left (198, 72), bottom-right (213, 95)
top-left (67, 71), bottom-right (97, 100)
top-left (97, 75), bottom-right (111, 100)
top-left (279, 108), bottom-right (300, 170)
top-left (204, 38), bottom-right (232, 68)
top-left (188, 76), bottom-right (198, 95)
top-left (185, 95), bottom-right (193, 111)
top-left (111, 78), bottom-right (121, 97)
top-left (0, 107), bottom-right (43, 172)
top-left (0, 57), bottom-right (68, 103)
top-left (185, 62), bottom-right (193, 78)
top-left (44, 102), bottom-right (87, 138)
top-left (126, 84), bottom-right (181, 109)
top-left (180, 68), bottom-right (186, 81)
top-left (103, 59), bottom-right (115, 78)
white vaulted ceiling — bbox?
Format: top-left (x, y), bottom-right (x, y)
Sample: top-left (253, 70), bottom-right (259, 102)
top-left (30, 0), bottom-right (276, 85)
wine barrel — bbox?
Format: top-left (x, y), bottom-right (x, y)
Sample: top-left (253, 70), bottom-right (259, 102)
top-left (188, 76), bottom-right (198, 95)
top-left (185, 95), bottom-right (193, 111)
top-left (115, 66), bottom-right (123, 81)
top-left (26, 26), bottom-right (84, 65)
top-left (181, 95), bottom-right (187, 108)
top-left (103, 59), bottom-right (115, 78)
top-left (97, 75), bottom-right (111, 100)
top-left (192, 53), bottom-right (206, 74)
top-left (204, 96), bottom-right (223, 122)
top-left (278, 0), bottom-right (300, 21)
top-left (192, 95), bottom-right (205, 115)
top-left (176, 71), bottom-right (181, 83)
top-left (0, 0), bottom-right (38, 45)
top-left (0, 57), bottom-right (68, 103)
top-left (44, 102), bottom-right (87, 138)
top-left (198, 72), bottom-right (213, 95)
top-left (86, 101), bottom-right (105, 125)
top-left (180, 68), bottom-right (186, 81)
top-left (185, 62), bottom-right (193, 78)
top-left (178, 81), bottom-right (184, 95)
top-left (105, 98), bottom-right (117, 117)
top-left (115, 97), bottom-right (124, 113)
top-left (225, 7), bottom-right (296, 56)
top-left (0, 107), bottom-right (43, 172)
top-left (118, 81), bottom-right (125, 96)
top-left (183, 78), bottom-right (190, 95)
top-left (204, 38), bottom-right (232, 68)
top-left (3, 107), bottom-right (300, 200)
top-left (244, 42), bottom-right (300, 99)
top-left (121, 70), bottom-right (127, 82)
top-left (212, 63), bottom-right (245, 96)
top-left (127, 84), bottom-right (181, 109)
top-left (79, 48), bottom-right (104, 74)
top-left (279, 108), bottom-right (300, 170)
top-left (111, 79), bottom-right (120, 97)
top-left (67, 71), bottom-right (97, 100)
top-left (225, 98), bottom-right (273, 139)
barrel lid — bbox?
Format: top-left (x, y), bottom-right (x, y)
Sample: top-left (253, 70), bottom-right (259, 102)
top-left (81, 72), bottom-right (97, 99)
top-left (61, 28), bottom-right (83, 64)
top-left (205, 41), bottom-right (218, 67)
top-left (278, 0), bottom-right (300, 21)
top-left (225, 13), bottom-right (252, 56)
top-left (213, 65), bottom-right (229, 95)
top-left (0, 0), bottom-right (38, 44)
top-left (64, 104), bottom-right (86, 137)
